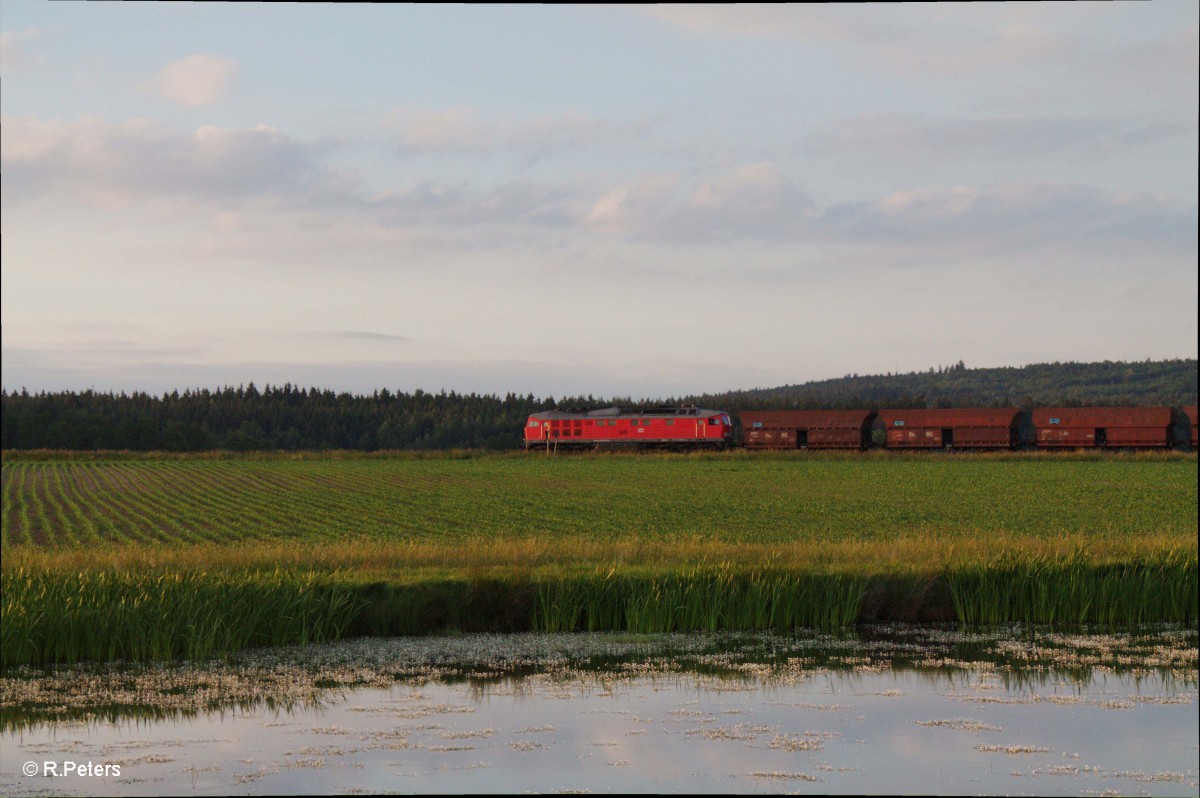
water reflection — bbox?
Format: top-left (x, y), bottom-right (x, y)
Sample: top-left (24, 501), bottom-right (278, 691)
top-left (1, 625), bottom-right (1196, 795)
top-left (2, 624), bottom-right (1194, 730)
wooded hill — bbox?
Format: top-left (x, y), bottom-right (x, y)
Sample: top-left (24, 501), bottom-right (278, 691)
top-left (2, 359), bottom-right (1195, 451)
top-left (688, 359), bottom-right (1198, 413)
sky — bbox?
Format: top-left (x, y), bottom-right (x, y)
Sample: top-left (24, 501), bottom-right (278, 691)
top-left (2, 3), bottom-right (1197, 400)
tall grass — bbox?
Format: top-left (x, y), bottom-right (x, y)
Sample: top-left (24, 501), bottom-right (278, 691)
top-left (1, 568), bottom-right (360, 668)
top-left (532, 566), bottom-right (867, 633)
top-left (3, 550), bottom-right (1195, 668)
top-left (943, 549), bottom-right (1198, 627)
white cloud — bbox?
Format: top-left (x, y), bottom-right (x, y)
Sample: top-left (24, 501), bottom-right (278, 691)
top-left (147, 54), bottom-right (237, 107)
top-left (642, 4), bottom-right (1197, 78)
top-left (643, 5), bottom-right (1058, 71)
top-left (585, 164), bottom-right (1195, 256)
top-left (385, 106), bottom-right (643, 161)
top-left (4, 114), bottom-right (1192, 265)
top-left (0, 113), bottom-right (585, 252)
top-left (1, 116), bottom-right (324, 207)
top-left (0, 28), bottom-right (46, 72)
top-left (586, 172), bottom-right (679, 236)
top-left (587, 162), bottom-right (813, 241)
top-left (803, 112), bottom-right (1196, 163)
top-left (821, 182), bottom-right (1196, 256)
top-left (686, 162), bottom-right (814, 229)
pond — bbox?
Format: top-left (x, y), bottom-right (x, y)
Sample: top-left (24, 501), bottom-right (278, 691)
top-left (1, 625), bottom-right (1196, 796)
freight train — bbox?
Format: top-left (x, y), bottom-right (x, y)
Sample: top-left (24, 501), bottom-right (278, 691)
top-left (524, 405), bottom-right (1198, 451)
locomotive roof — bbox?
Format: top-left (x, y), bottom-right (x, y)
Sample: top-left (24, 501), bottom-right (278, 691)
top-left (528, 406), bottom-right (726, 420)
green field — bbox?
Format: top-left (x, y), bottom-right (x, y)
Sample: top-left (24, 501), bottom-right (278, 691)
top-left (2, 450), bottom-right (1196, 666)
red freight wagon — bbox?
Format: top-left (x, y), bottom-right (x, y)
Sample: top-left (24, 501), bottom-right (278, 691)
top-left (1186, 406), bottom-right (1199, 448)
top-left (878, 408), bottom-right (1020, 449)
top-left (524, 406), bottom-right (733, 451)
top-left (739, 410), bottom-right (877, 450)
top-left (1032, 407), bottom-right (1173, 448)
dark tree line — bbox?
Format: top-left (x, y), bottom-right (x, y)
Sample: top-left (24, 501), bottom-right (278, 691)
top-left (2, 359), bottom-right (1195, 451)
top-left (0, 384), bottom-right (545, 451)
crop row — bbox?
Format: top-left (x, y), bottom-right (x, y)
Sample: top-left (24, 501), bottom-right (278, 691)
top-left (2, 453), bottom-right (1196, 549)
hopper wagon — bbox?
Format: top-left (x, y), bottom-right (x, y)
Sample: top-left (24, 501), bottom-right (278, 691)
top-left (1032, 406), bottom-right (1174, 449)
top-left (878, 408), bottom-right (1020, 450)
top-left (740, 410), bottom-right (877, 450)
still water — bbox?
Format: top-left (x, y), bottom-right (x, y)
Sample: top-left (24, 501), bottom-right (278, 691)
top-left (1, 626), bottom-right (1196, 795)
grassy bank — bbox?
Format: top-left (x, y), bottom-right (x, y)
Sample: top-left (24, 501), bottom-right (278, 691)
top-left (1, 451), bottom-right (1195, 666)
top-left (4, 546), bottom-right (1195, 667)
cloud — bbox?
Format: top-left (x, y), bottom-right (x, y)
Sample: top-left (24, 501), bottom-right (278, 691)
top-left (385, 106), bottom-right (647, 162)
top-left (1, 113), bottom-right (586, 233)
top-left (371, 178), bottom-right (578, 228)
top-left (587, 162), bottom-right (814, 241)
top-left (642, 4), bottom-right (1197, 78)
top-left (803, 112), bottom-right (1196, 163)
top-left (820, 182), bottom-right (1196, 256)
top-left (586, 172), bottom-right (680, 236)
top-left (1, 116), bottom-right (326, 207)
top-left (585, 164), bottom-right (1195, 256)
top-left (326, 330), bottom-right (409, 342)
top-left (4, 114), bottom-right (1191, 262)
top-left (642, 5), bottom-right (1060, 72)
top-left (0, 28), bottom-right (47, 72)
top-left (147, 54), bottom-right (238, 107)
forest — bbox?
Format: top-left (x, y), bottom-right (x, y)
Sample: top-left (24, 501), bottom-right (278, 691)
top-left (2, 359), bottom-right (1195, 451)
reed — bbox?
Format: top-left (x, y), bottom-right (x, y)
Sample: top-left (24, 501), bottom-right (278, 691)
top-left (1, 567), bottom-right (360, 668)
top-left (942, 549), bottom-right (1197, 627)
top-left (530, 566), bottom-right (868, 634)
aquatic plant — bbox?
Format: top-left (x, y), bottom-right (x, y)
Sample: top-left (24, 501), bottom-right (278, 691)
top-left (533, 566), bottom-right (868, 634)
top-left (943, 548), bottom-right (1197, 627)
top-left (1, 567), bottom-right (359, 667)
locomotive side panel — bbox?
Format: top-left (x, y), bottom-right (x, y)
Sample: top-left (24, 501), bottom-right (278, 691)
top-left (525, 408), bottom-right (732, 449)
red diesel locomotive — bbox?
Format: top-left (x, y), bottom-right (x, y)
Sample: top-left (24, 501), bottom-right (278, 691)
top-left (524, 406), bottom-right (734, 451)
